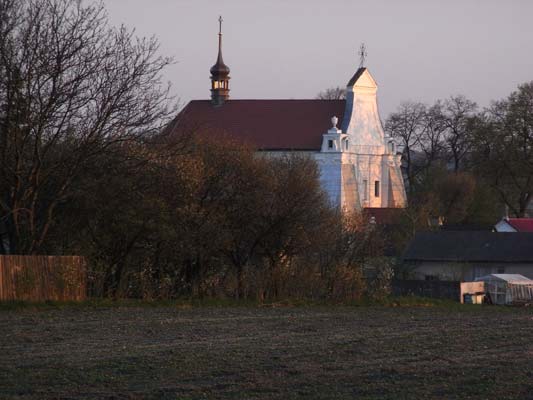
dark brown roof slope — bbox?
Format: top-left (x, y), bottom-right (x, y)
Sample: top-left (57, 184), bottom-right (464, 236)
top-left (403, 231), bottom-right (533, 263)
top-left (168, 99), bottom-right (346, 150)
top-left (347, 67), bottom-right (366, 86)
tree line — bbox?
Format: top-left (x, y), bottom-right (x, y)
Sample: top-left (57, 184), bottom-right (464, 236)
top-left (384, 85), bottom-right (533, 223)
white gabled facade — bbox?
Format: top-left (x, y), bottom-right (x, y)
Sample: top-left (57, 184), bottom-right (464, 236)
top-left (315, 68), bottom-right (407, 210)
top-left (494, 219), bottom-right (517, 232)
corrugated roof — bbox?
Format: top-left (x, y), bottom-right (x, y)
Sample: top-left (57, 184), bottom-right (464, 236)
top-left (167, 99), bottom-right (346, 150)
top-left (403, 231), bottom-right (533, 263)
top-left (475, 274), bottom-right (533, 283)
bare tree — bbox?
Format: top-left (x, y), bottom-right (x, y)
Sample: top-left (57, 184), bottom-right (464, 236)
top-left (256, 153), bottom-right (330, 298)
top-left (442, 95), bottom-right (477, 172)
top-left (384, 101), bottom-right (427, 193)
top-left (0, 0), bottom-right (176, 253)
top-left (316, 86), bottom-right (346, 100)
top-left (471, 82), bottom-right (533, 216)
top-left (419, 101), bottom-right (447, 168)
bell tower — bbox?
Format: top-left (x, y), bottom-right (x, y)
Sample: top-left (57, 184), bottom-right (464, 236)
top-left (210, 16), bottom-right (230, 106)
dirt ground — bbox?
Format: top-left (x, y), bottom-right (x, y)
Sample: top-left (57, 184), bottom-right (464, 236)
top-left (1, 304), bottom-right (533, 399)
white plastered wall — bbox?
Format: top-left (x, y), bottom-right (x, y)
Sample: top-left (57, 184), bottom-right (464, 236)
top-left (317, 68), bottom-right (407, 210)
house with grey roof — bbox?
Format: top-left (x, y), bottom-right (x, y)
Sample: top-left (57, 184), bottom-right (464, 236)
top-left (402, 231), bottom-right (533, 281)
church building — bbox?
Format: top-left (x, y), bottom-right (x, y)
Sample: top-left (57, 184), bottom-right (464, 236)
top-left (169, 18), bottom-right (407, 212)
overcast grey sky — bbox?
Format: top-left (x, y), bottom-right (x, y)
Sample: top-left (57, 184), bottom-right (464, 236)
top-left (103, 0), bottom-right (533, 117)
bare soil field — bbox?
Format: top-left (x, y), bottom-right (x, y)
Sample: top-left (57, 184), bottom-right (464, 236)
top-left (1, 304), bottom-right (533, 399)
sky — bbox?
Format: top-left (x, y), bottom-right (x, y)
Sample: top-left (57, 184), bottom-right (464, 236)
top-left (103, 0), bottom-right (533, 118)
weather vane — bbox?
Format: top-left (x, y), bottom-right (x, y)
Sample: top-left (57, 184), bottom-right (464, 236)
top-left (358, 43), bottom-right (367, 68)
top-left (218, 15), bottom-right (223, 35)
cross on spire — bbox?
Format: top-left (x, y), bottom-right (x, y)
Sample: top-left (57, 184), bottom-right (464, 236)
top-left (358, 43), bottom-right (367, 68)
top-left (218, 15), bottom-right (223, 35)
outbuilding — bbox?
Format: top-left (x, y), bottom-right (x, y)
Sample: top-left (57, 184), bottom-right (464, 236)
top-left (402, 231), bottom-right (533, 281)
top-left (475, 274), bottom-right (533, 305)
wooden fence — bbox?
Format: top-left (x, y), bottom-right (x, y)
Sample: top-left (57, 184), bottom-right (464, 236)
top-left (0, 255), bottom-right (87, 301)
top-left (392, 280), bottom-right (462, 301)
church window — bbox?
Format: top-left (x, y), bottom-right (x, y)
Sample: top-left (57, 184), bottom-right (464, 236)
top-left (345, 140), bottom-right (349, 150)
top-left (363, 180), bottom-right (368, 201)
top-left (374, 181), bottom-right (380, 197)
top-left (328, 140), bottom-right (333, 149)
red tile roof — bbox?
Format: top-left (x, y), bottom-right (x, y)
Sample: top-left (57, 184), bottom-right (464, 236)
top-left (167, 99), bottom-right (346, 150)
top-left (507, 218), bottom-right (533, 232)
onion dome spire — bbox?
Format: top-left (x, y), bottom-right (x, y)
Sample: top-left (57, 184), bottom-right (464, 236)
top-left (210, 16), bottom-right (230, 105)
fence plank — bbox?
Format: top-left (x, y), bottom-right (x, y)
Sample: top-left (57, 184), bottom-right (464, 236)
top-left (392, 280), bottom-right (461, 301)
top-left (0, 255), bottom-right (87, 302)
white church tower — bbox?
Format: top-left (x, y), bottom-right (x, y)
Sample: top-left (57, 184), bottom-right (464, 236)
top-left (316, 65), bottom-right (407, 210)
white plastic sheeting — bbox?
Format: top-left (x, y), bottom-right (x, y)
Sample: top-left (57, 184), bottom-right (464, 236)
top-left (475, 274), bottom-right (533, 304)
